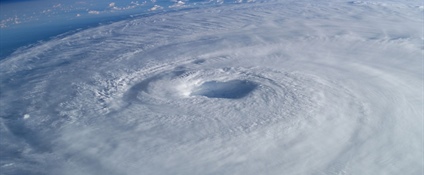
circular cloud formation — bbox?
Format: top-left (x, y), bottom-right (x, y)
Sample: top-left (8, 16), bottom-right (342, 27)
top-left (0, 1), bottom-right (422, 175)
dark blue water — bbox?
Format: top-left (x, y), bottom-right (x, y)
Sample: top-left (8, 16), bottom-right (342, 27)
top-left (0, 0), bottom-right (245, 60)
top-left (0, 15), bottom-right (133, 60)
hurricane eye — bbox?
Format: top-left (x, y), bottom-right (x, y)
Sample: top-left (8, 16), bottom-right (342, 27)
top-left (191, 80), bottom-right (257, 99)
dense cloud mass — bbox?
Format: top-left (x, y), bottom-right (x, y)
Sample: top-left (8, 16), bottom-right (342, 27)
top-left (0, 0), bottom-right (422, 174)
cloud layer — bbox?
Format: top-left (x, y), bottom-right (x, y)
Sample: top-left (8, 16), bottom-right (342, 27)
top-left (0, 0), bottom-right (422, 174)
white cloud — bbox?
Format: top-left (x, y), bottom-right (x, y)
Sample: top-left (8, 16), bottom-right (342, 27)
top-left (149, 5), bottom-right (163, 11)
top-left (1, 1), bottom-right (422, 175)
top-left (169, 1), bottom-right (185, 8)
top-left (88, 10), bottom-right (100, 15)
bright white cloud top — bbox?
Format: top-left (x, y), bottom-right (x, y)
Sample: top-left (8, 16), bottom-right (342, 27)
top-left (0, 0), bottom-right (423, 174)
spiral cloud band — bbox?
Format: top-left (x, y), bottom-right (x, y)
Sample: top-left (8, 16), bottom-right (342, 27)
top-left (0, 0), bottom-right (422, 174)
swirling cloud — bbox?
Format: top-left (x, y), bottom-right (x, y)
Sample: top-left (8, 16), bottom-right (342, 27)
top-left (0, 1), bottom-right (422, 174)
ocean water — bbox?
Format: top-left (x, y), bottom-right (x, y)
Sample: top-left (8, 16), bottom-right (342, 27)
top-left (0, 0), bottom-right (233, 59)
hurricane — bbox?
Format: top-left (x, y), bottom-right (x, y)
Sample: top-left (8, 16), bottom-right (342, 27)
top-left (0, 0), bottom-right (423, 174)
